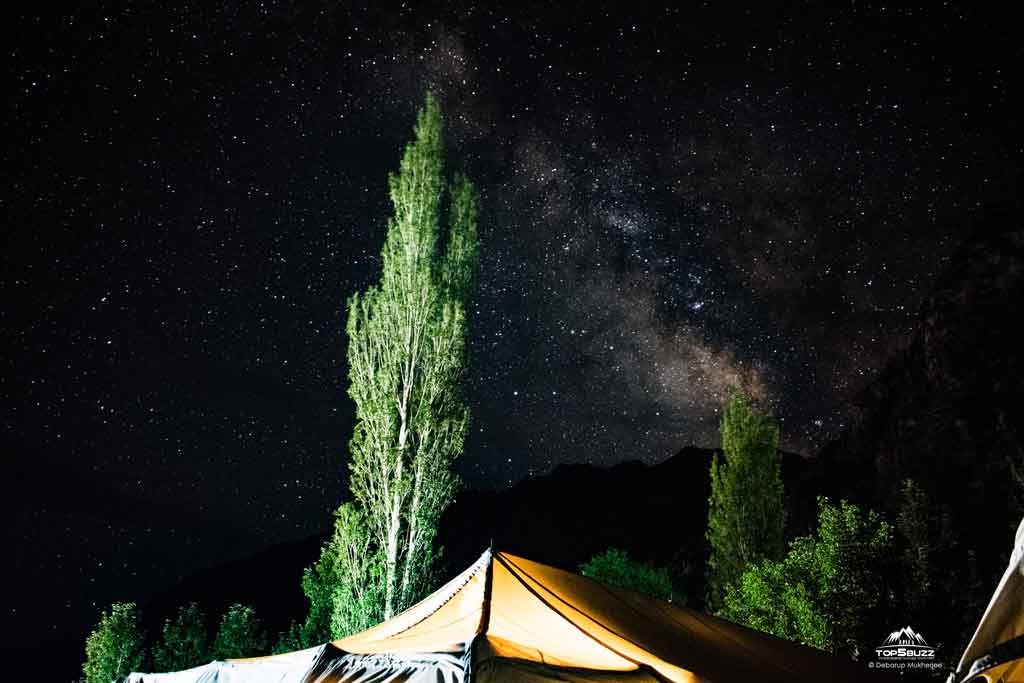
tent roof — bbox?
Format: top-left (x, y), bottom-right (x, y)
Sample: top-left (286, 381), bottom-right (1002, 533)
top-left (334, 549), bottom-right (868, 683)
top-left (953, 518), bottom-right (1024, 683)
top-left (129, 549), bottom-right (875, 683)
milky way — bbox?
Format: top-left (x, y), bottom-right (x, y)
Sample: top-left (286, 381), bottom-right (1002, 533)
top-left (4, 1), bottom-right (1019, 656)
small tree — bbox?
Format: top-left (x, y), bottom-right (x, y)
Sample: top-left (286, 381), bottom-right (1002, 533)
top-left (272, 621), bottom-right (307, 655)
top-left (295, 531), bottom-right (340, 646)
top-left (580, 548), bottom-right (675, 602)
top-left (82, 602), bottom-right (145, 683)
top-left (720, 498), bottom-right (892, 657)
top-left (153, 602), bottom-right (208, 672)
top-left (290, 503), bottom-right (382, 645)
top-left (706, 389), bottom-right (785, 608)
top-left (212, 604), bottom-right (267, 660)
top-left (329, 503), bottom-right (383, 637)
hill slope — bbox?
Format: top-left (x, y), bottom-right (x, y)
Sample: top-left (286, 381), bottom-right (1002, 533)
top-left (138, 445), bottom-right (812, 642)
top-left (814, 227), bottom-right (1024, 569)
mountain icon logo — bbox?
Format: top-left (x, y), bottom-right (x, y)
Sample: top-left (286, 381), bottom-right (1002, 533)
top-left (880, 626), bottom-right (930, 647)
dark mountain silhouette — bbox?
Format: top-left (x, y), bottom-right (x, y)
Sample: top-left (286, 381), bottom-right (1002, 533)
top-left (138, 446), bottom-right (812, 640)
top-left (812, 226), bottom-right (1024, 581)
top-left (136, 445), bottom-right (817, 644)
top-left (437, 448), bottom-right (819, 593)
top-left (139, 534), bottom-right (323, 641)
top-left (806, 223), bottom-right (1024, 663)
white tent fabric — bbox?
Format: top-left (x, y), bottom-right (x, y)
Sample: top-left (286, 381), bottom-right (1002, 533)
top-left (951, 517), bottom-right (1024, 683)
top-left (126, 549), bottom-right (872, 683)
top-left (126, 646), bottom-right (324, 683)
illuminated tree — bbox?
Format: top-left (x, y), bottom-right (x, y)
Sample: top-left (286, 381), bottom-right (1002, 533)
top-left (82, 602), bottom-right (145, 683)
top-left (212, 604), bottom-right (266, 660)
top-left (343, 92), bottom-right (479, 621)
top-left (706, 389), bottom-right (785, 608)
top-left (154, 602), bottom-right (208, 672)
top-left (720, 498), bottom-right (892, 656)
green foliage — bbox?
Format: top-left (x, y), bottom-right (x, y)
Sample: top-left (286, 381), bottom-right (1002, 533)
top-left (580, 548), bottom-right (675, 602)
top-left (343, 92), bottom-right (479, 620)
top-left (720, 498), bottom-right (892, 656)
top-left (296, 532), bottom-right (340, 646)
top-left (706, 389), bottom-right (785, 608)
top-left (272, 621), bottom-right (307, 655)
top-left (328, 503), bottom-right (384, 637)
top-left (153, 602), bottom-right (208, 672)
top-left (285, 504), bottom-right (380, 649)
top-left (211, 604), bottom-right (267, 660)
top-left (726, 556), bottom-right (830, 648)
top-left (82, 601), bottom-right (146, 683)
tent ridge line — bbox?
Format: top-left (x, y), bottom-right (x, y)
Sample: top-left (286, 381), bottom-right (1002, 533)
top-left (466, 549), bottom-right (495, 683)
top-left (493, 553), bottom-right (650, 671)
top-left (370, 549), bottom-right (492, 642)
top-left (479, 547), bottom-right (495, 634)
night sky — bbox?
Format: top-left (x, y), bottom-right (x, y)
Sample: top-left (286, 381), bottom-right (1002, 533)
top-left (4, 0), bottom-right (1020, 657)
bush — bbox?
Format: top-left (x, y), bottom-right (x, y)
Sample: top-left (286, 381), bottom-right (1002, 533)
top-left (580, 548), bottom-right (675, 602)
top-left (720, 498), bottom-right (892, 657)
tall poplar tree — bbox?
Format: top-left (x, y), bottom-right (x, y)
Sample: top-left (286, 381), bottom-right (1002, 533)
top-left (344, 93), bottom-right (479, 621)
top-left (706, 389), bottom-right (785, 609)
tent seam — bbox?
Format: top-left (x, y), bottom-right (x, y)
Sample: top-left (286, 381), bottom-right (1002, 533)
top-left (374, 549), bottom-right (491, 641)
top-left (502, 554), bottom-right (802, 681)
top-left (494, 553), bottom-right (647, 671)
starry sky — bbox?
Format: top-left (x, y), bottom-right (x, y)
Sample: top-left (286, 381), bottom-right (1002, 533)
top-left (4, 0), bottom-right (1020, 658)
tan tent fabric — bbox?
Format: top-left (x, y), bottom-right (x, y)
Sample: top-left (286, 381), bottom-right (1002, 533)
top-left (951, 518), bottom-right (1024, 683)
top-left (336, 549), bottom-right (489, 654)
top-left (487, 551), bottom-right (867, 683)
top-left (128, 548), bottom-right (877, 683)
top-left (332, 549), bottom-right (872, 683)
top-left (485, 553), bottom-right (639, 670)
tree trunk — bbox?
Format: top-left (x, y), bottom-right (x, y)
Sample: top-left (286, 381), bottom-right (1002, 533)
top-left (385, 398), bottom-right (414, 619)
top-left (399, 469), bottom-right (423, 609)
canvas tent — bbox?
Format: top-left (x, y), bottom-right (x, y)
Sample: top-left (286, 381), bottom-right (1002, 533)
top-left (126, 549), bottom-right (873, 683)
top-left (949, 517), bottom-right (1024, 683)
